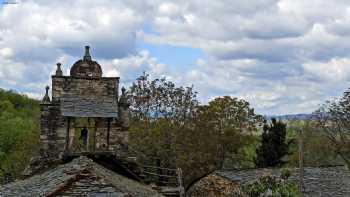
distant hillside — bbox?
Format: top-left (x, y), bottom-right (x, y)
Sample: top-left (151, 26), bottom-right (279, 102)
top-left (0, 88), bottom-right (40, 184)
top-left (266, 113), bottom-right (316, 121)
top-left (0, 89), bottom-right (40, 109)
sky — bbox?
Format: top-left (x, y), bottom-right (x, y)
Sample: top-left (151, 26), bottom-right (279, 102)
top-left (1, 0), bottom-right (350, 115)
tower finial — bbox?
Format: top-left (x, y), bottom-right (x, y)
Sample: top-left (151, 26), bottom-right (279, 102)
top-left (119, 86), bottom-right (129, 107)
top-left (121, 87), bottom-right (126, 95)
top-left (55, 63), bottom-right (63, 76)
top-left (42, 86), bottom-right (51, 103)
top-left (83, 45), bottom-right (91, 61)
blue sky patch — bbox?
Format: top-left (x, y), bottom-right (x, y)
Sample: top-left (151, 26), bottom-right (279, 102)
top-left (138, 42), bottom-right (205, 72)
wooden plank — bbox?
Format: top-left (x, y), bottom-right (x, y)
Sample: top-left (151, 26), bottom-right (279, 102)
top-left (65, 117), bottom-right (70, 152)
top-left (143, 171), bottom-right (177, 178)
top-left (107, 118), bottom-right (111, 149)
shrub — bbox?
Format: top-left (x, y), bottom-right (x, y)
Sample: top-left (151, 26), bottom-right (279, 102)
top-left (243, 175), bottom-right (301, 197)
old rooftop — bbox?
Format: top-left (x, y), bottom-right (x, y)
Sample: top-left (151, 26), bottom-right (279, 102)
top-left (0, 156), bottom-right (163, 197)
top-left (216, 166), bottom-right (350, 197)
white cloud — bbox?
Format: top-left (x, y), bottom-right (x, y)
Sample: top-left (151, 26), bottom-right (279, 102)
top-left (2, 0), bottom-right (350, 114)
top-left (0, 47), bottom-right (14, 58)
top-left (303, 58), bottom-right (350, 82)
top-left (158, 2), bottom-right (180, 16)
top-left (0, 0), bottom-right (145, 98)
top-left (137, 0), bottom-right (350, 114)
top-left (101, 50), bottom-right (169, 84)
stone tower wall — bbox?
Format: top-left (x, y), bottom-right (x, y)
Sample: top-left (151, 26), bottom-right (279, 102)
top-left (40, 104), bottom-right (67, 159)
top-left (52, 76), bottom-right (119, 102)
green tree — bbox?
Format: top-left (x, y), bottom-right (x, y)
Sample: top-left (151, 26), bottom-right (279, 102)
top-left (287, 121), bottom-right (340, 167)
top-left (256, 118), bottom-right (289, 168)
top-left (315, 88), bottom-right (350, 168)
top-left (127, 73), bottom-right (262, 187)
top-left (197, 96), bottom-right (262, 169)
top-left (128, 72), bottom-right (198, 123)
top-left (174, 97), bottom-right (261, 187)
top-left (127, 72), bottom-right (199, 182)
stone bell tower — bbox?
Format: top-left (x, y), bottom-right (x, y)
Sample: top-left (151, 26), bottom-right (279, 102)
top-left (25, 46), bottom-right (130, 175)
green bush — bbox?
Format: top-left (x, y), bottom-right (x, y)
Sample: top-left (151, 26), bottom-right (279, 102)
top-left (280, 168), bottom-right (292, 180)
top-left (243, 175), bottom-right (301, 197)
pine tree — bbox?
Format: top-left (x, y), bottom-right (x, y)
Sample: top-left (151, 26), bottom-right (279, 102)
top-left (255, 118), bottom-right (289, 168)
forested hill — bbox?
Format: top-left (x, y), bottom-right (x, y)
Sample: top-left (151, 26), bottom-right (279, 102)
top-left (0, 89), bottom-right (40, 184)
top-left (266, 113), bottom-right (315, 121)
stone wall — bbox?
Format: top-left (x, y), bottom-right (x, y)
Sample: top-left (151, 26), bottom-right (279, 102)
top-left (109, 123), bottom-right (128, 151)
top-left (63, 117), bottom-right (128, 153)
top-left (95, 118), bottom-right (128, 152)
top-left (24, 103), bottom-right (67, 175)
top-left (118, 105), bottom-right (130, 129)
top-left (95, 127), bottom-right (108, 150)
top-left (40, 103), bottom-right (66, 159)
top-left (52, 76), bottom-right (119, 102)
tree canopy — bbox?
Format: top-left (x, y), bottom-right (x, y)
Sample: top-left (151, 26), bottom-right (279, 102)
top-left (127, 73), bottom-right (262, 187)
top-left (0, 89), bottom-right (40, 183)
top-left (315, 89), bottom-right (350, 167)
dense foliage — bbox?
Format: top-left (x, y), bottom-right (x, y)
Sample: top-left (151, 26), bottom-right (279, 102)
top-left (127, 72), bottom-right (262, 187)
top-left (195, 97), bottom-right (262, 169)
top-left (0, 89), bottom-right (40, 183)
top-left (256, 118), bottom-right (289, 168)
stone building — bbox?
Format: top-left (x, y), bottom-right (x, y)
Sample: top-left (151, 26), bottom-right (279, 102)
top-left (27, 46), bottom-right (130, 173)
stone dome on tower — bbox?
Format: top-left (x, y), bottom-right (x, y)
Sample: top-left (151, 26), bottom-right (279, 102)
top-left (70, 46), bottom-right (102, 78)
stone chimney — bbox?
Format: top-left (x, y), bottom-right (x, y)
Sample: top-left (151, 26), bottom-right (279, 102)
top-left (83, 46), bottom-right (92, 61)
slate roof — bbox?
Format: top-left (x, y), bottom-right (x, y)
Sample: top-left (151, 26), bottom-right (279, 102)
top-left (0, 156), bottom-right (163, 197)
top-left (60, 98), bottom-right (118, 118)
top-left (216, 166), bottom-right (350, 197)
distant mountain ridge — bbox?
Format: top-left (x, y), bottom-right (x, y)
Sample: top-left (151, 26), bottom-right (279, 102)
top-left (266, 113), bottom-right (315, 121)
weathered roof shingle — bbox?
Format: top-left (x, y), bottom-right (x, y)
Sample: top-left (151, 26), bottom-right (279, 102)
top-left (60, 98), bottom-right (118, 118)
